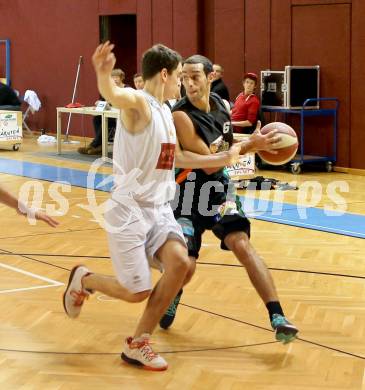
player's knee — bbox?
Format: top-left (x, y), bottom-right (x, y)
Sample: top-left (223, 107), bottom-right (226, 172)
top-left (225, 231), bottom-right (249, 253)
top-left (183, 259), bottom-right (196, 285)
top-left (172, 254), bottom-right (191, 276)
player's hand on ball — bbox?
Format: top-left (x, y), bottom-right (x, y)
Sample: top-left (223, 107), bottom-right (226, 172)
top-left (250, 121), bottom-right (281, 154)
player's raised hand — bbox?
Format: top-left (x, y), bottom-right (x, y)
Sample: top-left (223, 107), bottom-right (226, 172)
top-left (92, 41), bottom-right (116, 76)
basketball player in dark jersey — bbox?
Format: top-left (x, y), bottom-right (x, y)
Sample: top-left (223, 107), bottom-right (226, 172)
top-left (160, 55), bottom-right (298, 344)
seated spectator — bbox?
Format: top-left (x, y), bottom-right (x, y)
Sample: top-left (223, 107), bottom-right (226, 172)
top-left (133, 73), bottom-right (144, 90)
top-left (78, 68), bottom-right (124, 155)
top-left (231, 72), bottom-right (260, 134)
top-left (211, 64), bottom-right (230, 101)
top-left (111, 68), bottom-right (127, 88)
top-left (0, 82), bottom-right (21, 110)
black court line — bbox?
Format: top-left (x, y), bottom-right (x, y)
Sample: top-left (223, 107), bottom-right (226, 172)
top-left (0, 341), bottom-right (278, 356)
top-left (0, 227), bottom-right (102, 241)
top-left (196, 261), bottom-right (365, 280)
top-left (1, 252), bottom-right (365, 280)
top-left (1, 250), bottom-right (364, 360)
top-left (182, 303), bottom-right (365, 361)
top-left (0, 248), bottom-right (70, 271)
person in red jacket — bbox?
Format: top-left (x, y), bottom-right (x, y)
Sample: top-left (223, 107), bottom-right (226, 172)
top-left (231, 72), bottom-right (260, 134)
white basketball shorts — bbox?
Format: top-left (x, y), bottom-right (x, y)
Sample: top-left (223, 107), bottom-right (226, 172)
top-left (104, 199), bottom-right (186, 293)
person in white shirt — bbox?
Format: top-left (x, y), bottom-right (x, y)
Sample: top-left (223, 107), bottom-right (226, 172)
top-left (62, 41), bottom-right (242, 371)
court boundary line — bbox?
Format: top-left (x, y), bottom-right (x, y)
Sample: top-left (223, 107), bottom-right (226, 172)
top-left (0, 341), bottom-right (278, 355)
top-left (0, 248), bottom-right (71, 271)
top-left (181, 303), bottom-right (365, 361)
top-left (0, 262), bottom-right (64, 294)
top-left (0, 227), bottom-right (102, 241)
top-left (250, 214), bottom-right (365, 238)
top-left (1, 252), bottom-right (365, 280)
top-left (196, 261), bottom-right (365, 280)
top-left (0, 249), bottom-right (364, 362)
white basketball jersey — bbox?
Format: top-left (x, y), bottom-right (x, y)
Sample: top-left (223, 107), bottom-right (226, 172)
top-left (111, 90), bottom-right (176, 205)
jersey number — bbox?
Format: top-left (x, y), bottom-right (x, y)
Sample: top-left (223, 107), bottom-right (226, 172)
top-left (223, 122), bottom-right (231, 134)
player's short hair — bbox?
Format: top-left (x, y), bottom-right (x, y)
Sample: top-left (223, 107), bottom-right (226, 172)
top-left (183, 55), bottom-right (213, 76)
top-left (142, 44), bottom-right (182, 80)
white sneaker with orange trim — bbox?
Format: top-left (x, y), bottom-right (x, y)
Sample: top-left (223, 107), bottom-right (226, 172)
top-left (63, 265), bottom-right (91, 318)
top-left (121, 334), bottom-right (168, 371)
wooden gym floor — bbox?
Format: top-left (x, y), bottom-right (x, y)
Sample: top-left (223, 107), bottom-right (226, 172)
top-left (0, 138), bottom-right (364, 389)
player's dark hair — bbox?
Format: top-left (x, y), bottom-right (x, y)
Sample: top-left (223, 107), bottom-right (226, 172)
top-left (183, 55), bottom-right (213, 76)
top-left (142, 44), bottom-right (182, 80)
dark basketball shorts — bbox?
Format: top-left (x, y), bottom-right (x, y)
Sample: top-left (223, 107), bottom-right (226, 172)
top-left (175, 200), bottom-right (251, 259)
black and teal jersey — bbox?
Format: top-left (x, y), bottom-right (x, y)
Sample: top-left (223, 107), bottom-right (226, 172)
top-left (172, 93), bottom-right (238, 216)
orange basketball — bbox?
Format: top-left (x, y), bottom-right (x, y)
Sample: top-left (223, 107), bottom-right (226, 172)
top-left (257, 122), bottom-right (298, 165)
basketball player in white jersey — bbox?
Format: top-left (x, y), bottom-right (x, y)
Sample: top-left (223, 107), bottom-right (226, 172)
top-left (62, 42), bottom-right (242, 371)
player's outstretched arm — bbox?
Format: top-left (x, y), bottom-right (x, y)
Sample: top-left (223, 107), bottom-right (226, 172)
top-left (0, 186), bottom-right (59, 228)
top-left (92, 42), bottom-right (146, 112)
top-left (175, 141), bottom-right (241, 169)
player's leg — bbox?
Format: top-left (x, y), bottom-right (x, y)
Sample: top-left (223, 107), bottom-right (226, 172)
top-left (63, 201), bottom-right (153, 318)
top-left (77, 115), bottom-right (102, 154)
top-left (224, 231), bottom-right (298, 343)
top-left (224, 231), bottom-right (279, 303)
top-left (121, 205), bottom-right (193, 370)
top-left (134, 238), bottom-right (192, 336)
top-left (63, 244), bottom-right (153, 320)
top-left (159, 216), bottom-right (202, 329)
top-left (212, 201), bottom-right (298, 344)
top-left (122, 238), bottom-right (191, 371)
top-left (89, 115), bottom-right (102, 153)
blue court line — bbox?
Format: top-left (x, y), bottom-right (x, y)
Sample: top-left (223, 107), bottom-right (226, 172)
top-left (0, 157), bottom-right (112, 192)
top-left (239, 197), bottom-right (365, 239)
top-left (0, 157), bottom-right (364, 239)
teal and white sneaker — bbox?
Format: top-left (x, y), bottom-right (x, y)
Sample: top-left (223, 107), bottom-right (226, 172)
top-left (271, 314), bottom-right (298, 344)
top-left (159, 289), bottom-right (183, 329)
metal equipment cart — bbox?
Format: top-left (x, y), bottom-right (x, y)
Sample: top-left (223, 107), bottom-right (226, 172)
top-left (262, 98), bottom-right (339, 174)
